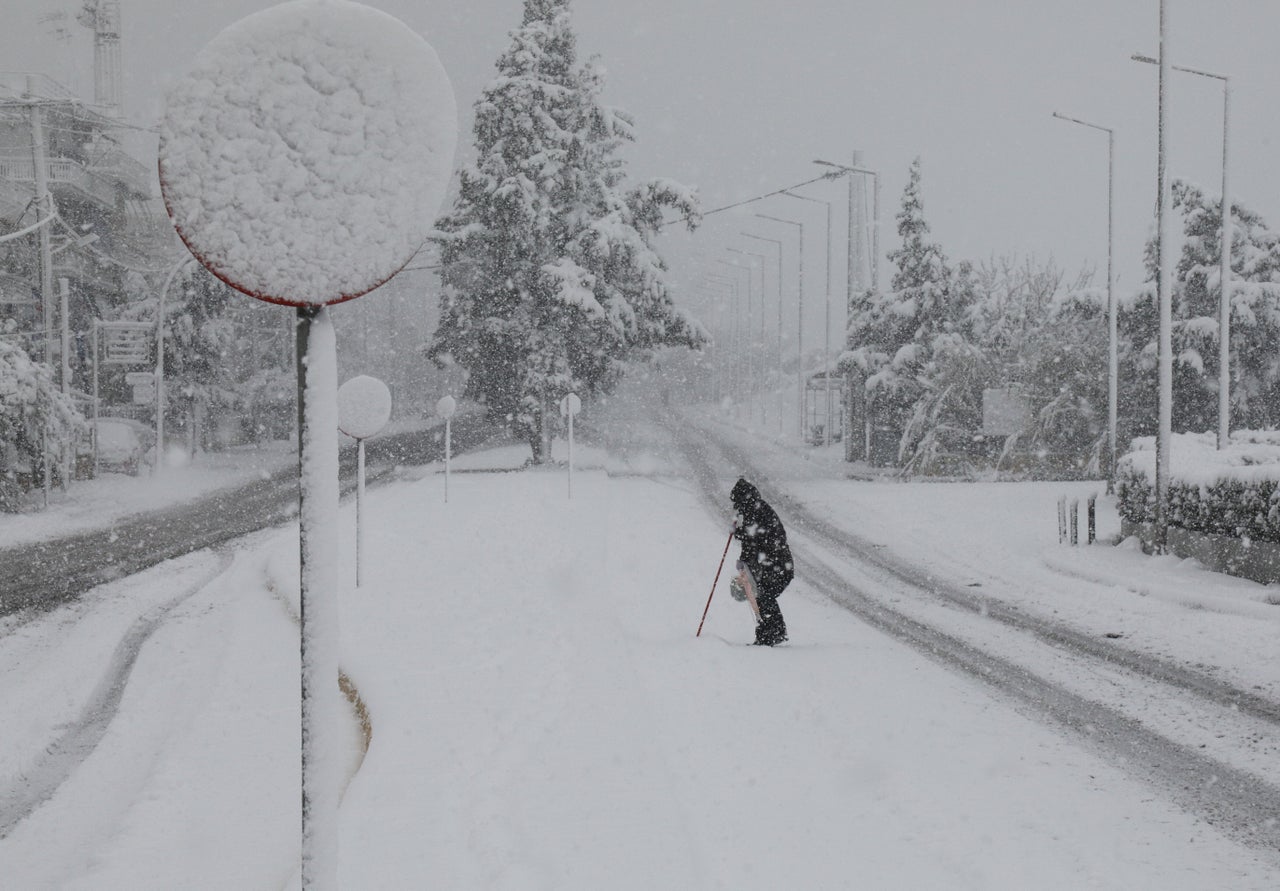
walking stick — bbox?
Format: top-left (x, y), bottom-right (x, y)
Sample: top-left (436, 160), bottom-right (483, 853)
top-left (696, 530), bottom-right (736, 637)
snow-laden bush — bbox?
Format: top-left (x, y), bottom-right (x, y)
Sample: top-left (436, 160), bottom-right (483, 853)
top-left (1115, 430), bottom-right (1280, 541)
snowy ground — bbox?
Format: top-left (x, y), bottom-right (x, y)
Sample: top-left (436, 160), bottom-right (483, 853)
top-left (1, 406), bottom-right (1278, 889)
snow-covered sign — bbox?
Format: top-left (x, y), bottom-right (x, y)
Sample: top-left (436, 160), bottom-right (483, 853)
top-left (982, 387), bottom-right (1031, 436)
top-left (157, 0), bottom-right (457, 307)
top-left (99, 322), bottom-right (152, 365)
top-left (156, 3), bottom-right (457, 887)
top-left (129, 379), bottom-right (155, 406)
top-left (435, 395), bottom-right (457, 420)
top-left (337, 375), bottom-right (392, 440)
top-left (559, 393), bottom-right (582, 417)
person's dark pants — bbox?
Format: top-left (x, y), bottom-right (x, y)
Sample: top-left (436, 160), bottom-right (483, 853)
top-left (753, 580), bottom-right (788, 645)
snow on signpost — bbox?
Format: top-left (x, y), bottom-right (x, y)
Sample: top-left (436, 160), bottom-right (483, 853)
top-left (559, 392), bottom-right (581, 499)
top-left (435, 394), bottom-right (456, 503)
top-left (157, 1), bottom-right (456, 887)
top-left (338, 375), bottom-right (392, 589)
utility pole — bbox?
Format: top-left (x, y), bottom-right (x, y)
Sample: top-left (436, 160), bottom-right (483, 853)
top-left (29, 77), bottom-right (54, 505)
top-left (1155, 0), bottom-right (1173, 550)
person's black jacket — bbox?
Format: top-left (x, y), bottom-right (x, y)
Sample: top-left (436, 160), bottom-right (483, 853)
top-left (730, 478), bottom-right (794, 597)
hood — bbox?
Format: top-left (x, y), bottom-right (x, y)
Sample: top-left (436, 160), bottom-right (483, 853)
top-left (730, 477), bottom-right (761, 512)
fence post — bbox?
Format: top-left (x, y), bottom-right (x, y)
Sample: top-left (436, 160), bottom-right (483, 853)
top-left (1087, 493), bottom-right (1097, 545)
top-left (1058, 496), bottom-right (1067, 544)
top-left (1070, 499), bottom-right (1079, 546)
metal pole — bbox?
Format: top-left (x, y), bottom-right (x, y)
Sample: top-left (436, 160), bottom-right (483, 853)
top-left (444, 418), bottom-right (451, 503)
top-left (846, 159), bottom-right (857, 460)
top-left (1107, 129), bottom-right (1117, 492)
top-left (1217, 77), bottom-right (1232, 449)
top-left (783, 192), bottom-right (835, 447)
top-left (728, 248), bottom-right (767, 424)
top-left (755, 213), bottom-right (806, 438)
top-left (59, 277), bottom-right (71, 486)
top-left (154, 258), bottom-right (191, 475)
top-left (296, 304), bottom-right (341, 891)
top-left (717, 259), bottom-right (751, 420)
top-left (58, 277), bottom-right (70, 396)
top-left (797, 221), bottom-right (804, 439)
top-left (92, 320), bottom-right (99, 476)
top-left (1051, 112), bottom-right (1117, 493)
top-left (871, 170), bottom-right (881, 295)
top-left (1155, 0), bottom-right (1173, 550)
top-left (1131, 55), bottom-right (1233, 452)
top-left (30, 82), bottom-right (54, 504)
top-left (742, 233), bottom-right (785, 432)
top-left (356, 437), bottom-right (365, 587)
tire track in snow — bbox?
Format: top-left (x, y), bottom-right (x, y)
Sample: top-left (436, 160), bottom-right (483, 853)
top-left (0, 550), bottom-right (235, 839)
top-left (666, 410), bottom-right (1280, 856)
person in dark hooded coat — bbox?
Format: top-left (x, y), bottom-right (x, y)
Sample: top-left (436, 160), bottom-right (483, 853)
top-left (730, 477), bottom-right (792, 645)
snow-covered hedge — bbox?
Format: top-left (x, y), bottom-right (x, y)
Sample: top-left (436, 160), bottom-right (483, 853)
top-left (1116, 431), bottom-right (1280, 541)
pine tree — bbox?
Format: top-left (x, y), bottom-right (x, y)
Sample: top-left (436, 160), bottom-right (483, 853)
top-left (848, 158), bottom-right (986, 471)
top-left (1126, 180), bottom-right (1280, 435)
top-left (430, 0), bottom-right (702, 461)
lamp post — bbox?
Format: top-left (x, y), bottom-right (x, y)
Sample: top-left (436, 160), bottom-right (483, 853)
top-left (716, 258), bottom-right (753, 419)
top-left (814, 158), bottom-right (881, 297)
top-left (1052, 111), bottom-right (1117, 493)
top-left (701, 275), bottom-right (736, 404)
top-left (1152, 0), bottom-right (1174, 549)
top-left (755, 212), bottom-right (806, 439)
top-left (155, 255), bottom-right (195, 474)
top-left (728, 246), bottom-right (768, 425)
top-left (783, 191), bottom-right (835, 447)
top-left (743, 232), bottom-right (786, 432)
top-left (1132, 51), bottom-right (1232, 451)
top-left (698, 279), bottom-right (734, 402)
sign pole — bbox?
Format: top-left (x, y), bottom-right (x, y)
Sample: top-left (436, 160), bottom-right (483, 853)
top-left (356, 437), bottom-right (365, 587)
top-left (297, 306), bottom-right (341, 890)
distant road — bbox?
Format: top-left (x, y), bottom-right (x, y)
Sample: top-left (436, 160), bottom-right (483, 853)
top-left (0, 414), bottom-right (497, 616)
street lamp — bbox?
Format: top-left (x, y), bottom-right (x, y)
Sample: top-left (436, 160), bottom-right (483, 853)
top-left (728, 246), bottom-right (769, 425)
top-left (1150, 0), bottom-right (1174, 550)
top-left (783, 190), bottom-right (835, 447)
top-left (697, 277), bottom-right (735, 403)
top-left (1132, 51), bottom-right (1232, 450)
top-left (755, 212), bottom-right (806, 439)
top-left (742, 231), bottom-right (786, 432)
top-left (717, 257), bottom-right (754, 419)
top-left (816, 156), bottom-right (881, 461)
top-left (1052, 111), bottom-right (1117, 493)
top-left (704, 272), bottom-right (740, 411)
top-left (814, 158), bottom-right (881, 297)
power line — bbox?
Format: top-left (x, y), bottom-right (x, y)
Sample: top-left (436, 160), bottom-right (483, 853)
top-left (661, 171), bottom-right (841, 230)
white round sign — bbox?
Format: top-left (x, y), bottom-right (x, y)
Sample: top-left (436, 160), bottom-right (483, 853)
top-left (337, 375), bottom-right (392, 439)
top-left (435, 395), bottom-right (457, 420)
top-left (559, 393), bottom-right (582, 417)
top-left (158, 0), bottom-right (458, 307)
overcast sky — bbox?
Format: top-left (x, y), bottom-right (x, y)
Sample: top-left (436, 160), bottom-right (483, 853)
top-left (5, 0), bottom-right (1278, 352)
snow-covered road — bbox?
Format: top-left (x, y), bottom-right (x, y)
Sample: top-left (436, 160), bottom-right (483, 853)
top-left (1, 404), bottom-right (1278, 888)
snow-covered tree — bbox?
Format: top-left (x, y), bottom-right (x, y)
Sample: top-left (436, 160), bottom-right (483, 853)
top-left (430, 0), bottom-right (703, 461)
top-left (0, 329), bottom-right (86, 509)
top-left (1125, 180), bottom-right (1280, 436)
top-left (845, 158), bottom-right (985, 471)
